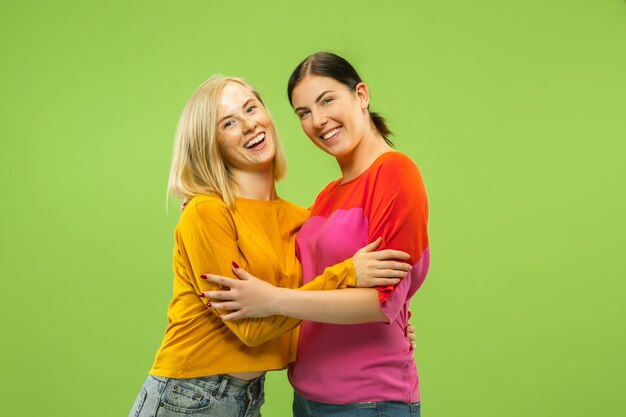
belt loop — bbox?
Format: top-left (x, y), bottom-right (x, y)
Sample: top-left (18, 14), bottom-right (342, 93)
top-left (215, 375), bottom-right (229, 400)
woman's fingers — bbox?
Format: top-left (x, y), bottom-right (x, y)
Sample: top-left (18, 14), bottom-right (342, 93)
top-left (371, 278), bottom-right (401, 286)
top-left (210, 301), bottom-right (240, 311)
top-left (203, 290), bottom-right (235, 300)
top-left (374, 269), bottom-right (409, 278)
top-left (201, 274), bottom-right (238, 287)
top-left (405, 323), bottom-right (416, 350)
top-left (220, 310), bottom-right (245, 321)
top-left (373, 249), bottom-right (410, 260)
top-left (375, 261), bottom-right (412, 272)
top-left (356, 237), bottom-right (382, 254)
top-left (232, 266), bottom-right (253, 280)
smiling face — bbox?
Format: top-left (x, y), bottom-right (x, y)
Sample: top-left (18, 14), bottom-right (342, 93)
top-left (216, 82), bottom-right (277, 173)
top-left (291, 75), bottom-right (371, 159)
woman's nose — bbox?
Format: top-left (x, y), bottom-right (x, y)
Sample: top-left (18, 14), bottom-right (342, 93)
top-left (242, 116), bottom-right (256, 133)
top-left (311, 111), bottom-right (327, 129)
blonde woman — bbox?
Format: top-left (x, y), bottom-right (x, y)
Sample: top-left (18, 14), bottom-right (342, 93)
top-left (128, 76), bottom-right (413, 417)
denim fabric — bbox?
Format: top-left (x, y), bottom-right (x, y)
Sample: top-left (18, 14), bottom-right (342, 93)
top-left (128, 374), bottom-right (265, 417)
top-left (292, 391), bottom-right (420, 417)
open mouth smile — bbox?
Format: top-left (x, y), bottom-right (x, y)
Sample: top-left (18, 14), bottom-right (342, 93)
top-left (320, 126), bottom-right (342, 141)
top-left (244, 132), bottom-right (266, 149)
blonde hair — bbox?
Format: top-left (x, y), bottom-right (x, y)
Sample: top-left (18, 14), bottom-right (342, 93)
top-left (168, 75), bottom-right (287, 208)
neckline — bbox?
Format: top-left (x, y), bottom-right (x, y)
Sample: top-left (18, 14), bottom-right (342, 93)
top-left (235, 196), bottom-right (283, 204)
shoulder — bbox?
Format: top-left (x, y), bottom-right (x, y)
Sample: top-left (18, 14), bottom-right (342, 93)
top-left (188, 194), bottom-right (228, 212)
top-left (371, 152), bottom-right (423, 184)
top-left (366, 152), bottom-right (427, 209)
top-left (179, 194), bottom-right (233, 229)
top-left (366, 152), bottom-right (428, 219)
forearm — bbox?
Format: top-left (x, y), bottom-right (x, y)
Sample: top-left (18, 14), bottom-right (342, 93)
top-left (218, 313), bottom-right (301, 347)
top-left (271, 287), bottom-right (388, 324)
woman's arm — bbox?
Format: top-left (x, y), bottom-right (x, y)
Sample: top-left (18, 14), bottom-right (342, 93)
top-left (181, 197), bottom-right (409, 344)
top-left (201, 239), bottom-right (412, 324)
top-left (180, 197), bottom-right (302, 347)
top-left (203, 155), bottom-right (429, 325)
top-left (297, 237), bottom-right (411, 291)
top-left (273, 288), bottom-right (387, 323)
top-left (204, 266), bottom-right (388, 324)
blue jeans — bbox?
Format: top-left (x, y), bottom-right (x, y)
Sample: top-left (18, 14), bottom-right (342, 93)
top-left (293, 391), bottom-right (420, 417)
top-left (128, 374), bottom-right (265, 417)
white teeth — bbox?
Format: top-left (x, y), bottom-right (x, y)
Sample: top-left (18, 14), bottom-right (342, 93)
top-left (244, 133), bottom-right (265, 149)
top-left (322, 127), bottom-right (341, 140)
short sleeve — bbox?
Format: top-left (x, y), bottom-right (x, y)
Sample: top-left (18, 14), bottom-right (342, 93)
top-left (366, 154), bottom-right (430, 320)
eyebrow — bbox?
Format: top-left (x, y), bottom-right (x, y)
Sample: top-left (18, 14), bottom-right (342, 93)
top-left (294, 90), bottom-right (335, 113)
top-left (218, 114), bottom-right (232, 124)
top-left (218, 99), bottom-right (258, 124)
top-left (242, 98), bottom-right (256, 109)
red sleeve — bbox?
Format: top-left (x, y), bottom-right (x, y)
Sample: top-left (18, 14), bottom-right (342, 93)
top-left (367, 154), bottom-right (429, 304)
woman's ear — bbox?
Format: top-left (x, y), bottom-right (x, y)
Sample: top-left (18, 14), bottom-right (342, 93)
top-left (355, 82), bottom-right (370, 110)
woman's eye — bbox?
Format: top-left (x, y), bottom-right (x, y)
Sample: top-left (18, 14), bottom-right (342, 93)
top-left (322, 97), bottom-right (333, 105)
top-left (298, 110), bottom-right (310, 119)
top-left (223, 121), bottom-right (233, 128)
top-left (246, 105), bottom-right (257, 113)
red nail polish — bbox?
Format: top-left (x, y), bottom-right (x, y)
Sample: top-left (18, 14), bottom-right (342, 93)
top-left (199, 293), bottom-right (205, 298)
top-left (218, 315), bottom-right (223, 320)
top-left (207, 302), bottom-right (211, 307)
top-left (200, 274), bottom-right (208, 279)
top-left (231, 261), bottom-right (239, 269)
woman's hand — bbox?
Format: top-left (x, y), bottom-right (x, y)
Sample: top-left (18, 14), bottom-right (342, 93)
top-left (200, 263), bottom-right (282, 320)
top-left (406, 311), bottom-right (416, 351)
top-left (353, 237), bottom-right (412, 288)
top-left (406, 323), bottom-right (416, 351)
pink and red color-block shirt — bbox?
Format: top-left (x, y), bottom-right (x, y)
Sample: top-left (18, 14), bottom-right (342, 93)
top-left (289, 151), bottom-right (430, 404)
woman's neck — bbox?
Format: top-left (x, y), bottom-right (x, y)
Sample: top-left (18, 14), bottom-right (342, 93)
top-left (337, 129), bottom-right (394, 183)
top-left (231, 168), bottom-right (278, 201)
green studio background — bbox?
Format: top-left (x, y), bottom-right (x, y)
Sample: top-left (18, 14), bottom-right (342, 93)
top-left (1, 1), bottom-right (625, 416)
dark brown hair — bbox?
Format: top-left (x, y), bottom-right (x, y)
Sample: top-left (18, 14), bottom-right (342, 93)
top-left (287, 52), bottom-right (394, 146)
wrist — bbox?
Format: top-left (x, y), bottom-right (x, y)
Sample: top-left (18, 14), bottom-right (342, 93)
top-left (346, 258), bottom-right (357, 287)
top-left (271, 286), bottom-right (290, 316)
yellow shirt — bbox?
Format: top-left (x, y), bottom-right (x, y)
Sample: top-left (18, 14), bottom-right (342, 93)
top-left (149, 195), bottom-right (355, 378)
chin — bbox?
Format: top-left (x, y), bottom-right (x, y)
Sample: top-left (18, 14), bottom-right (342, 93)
top-left (325, 144), bottom-right (352, 159)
